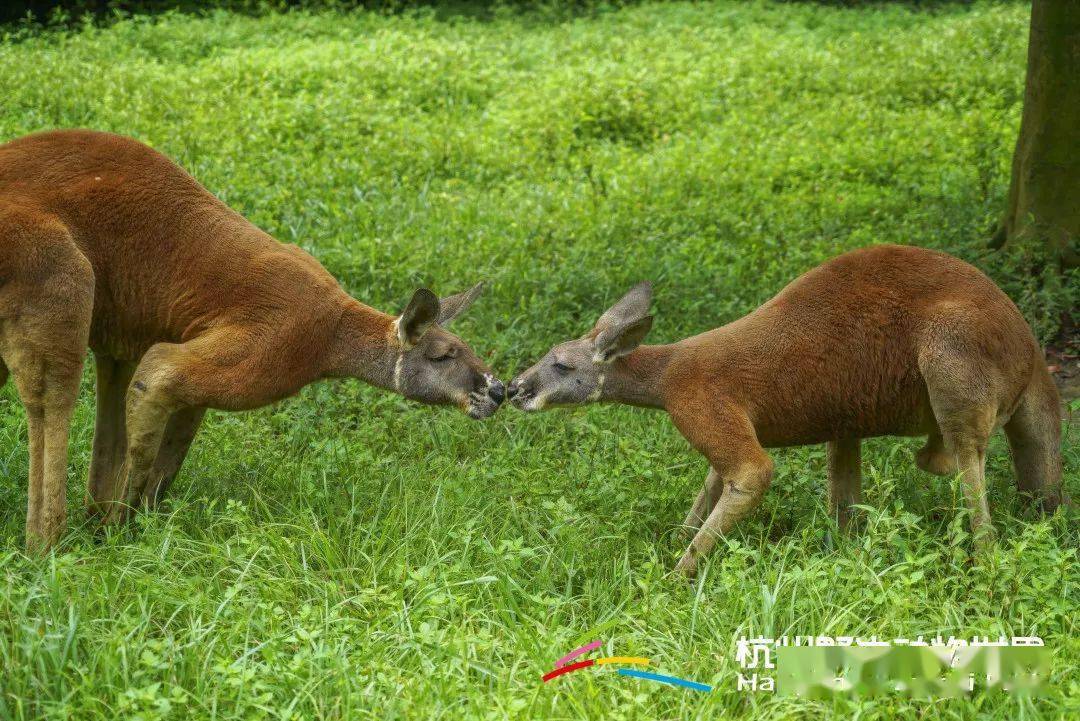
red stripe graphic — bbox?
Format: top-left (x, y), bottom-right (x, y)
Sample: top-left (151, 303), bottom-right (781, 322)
top-left (542, 659), bottom-right (595, 682)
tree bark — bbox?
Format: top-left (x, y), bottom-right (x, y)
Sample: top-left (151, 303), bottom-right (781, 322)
top-left (991, 0), bottom-right (1080, 268)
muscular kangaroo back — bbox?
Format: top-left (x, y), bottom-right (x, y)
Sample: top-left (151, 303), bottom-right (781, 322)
top-left (0, 129), bottom-right (254, 268)
top-left (0, 129), bottom-right (335, 359)
top-left (691, 244), bottom-right (1042, 446)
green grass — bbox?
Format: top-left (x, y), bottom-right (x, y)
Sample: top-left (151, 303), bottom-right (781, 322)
top-left (0, 1), bottom-right (1076, 719)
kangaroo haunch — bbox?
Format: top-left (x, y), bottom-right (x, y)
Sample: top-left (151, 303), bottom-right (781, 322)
top-left (509, 245), bottom-right (1063, 576)
top-left (0, 129), bottom-right (505, 551)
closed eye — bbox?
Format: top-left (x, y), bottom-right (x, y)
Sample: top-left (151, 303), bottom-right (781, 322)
top-left (553, 361), bottom-right (574, 374)
top-left (428, 346), bottom-right (458, 362)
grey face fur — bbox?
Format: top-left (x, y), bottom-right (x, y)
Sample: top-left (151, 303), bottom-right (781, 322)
top-left (394, 282), bottom-right (504, 419)
top-left (508, 282), bottom-right (653, 411)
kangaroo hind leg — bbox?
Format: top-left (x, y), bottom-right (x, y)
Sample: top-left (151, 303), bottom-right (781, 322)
top-left (1004, 368), bottom-right (1063, 514)
top-left (827, 438), bottom-right (861, 529)
top-left (87, 354), bottom-right (136, 518)
top-left (920, 348), bottom-right (999, 549)
top-left (0, 209), bottom-right (94, 551)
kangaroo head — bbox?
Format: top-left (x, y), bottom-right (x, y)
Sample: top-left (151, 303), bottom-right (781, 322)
top-left (393, 282), bottom-right (504, 419)
top-left (508, 282), bottom-right (652, 411)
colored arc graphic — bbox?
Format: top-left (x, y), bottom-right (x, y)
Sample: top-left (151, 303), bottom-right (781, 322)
top-left (554, 640), bottom-right (603, 668)
top-left (541, 642), bottom-right (711, 692)
top-left (617, 669), bottom-right (713, 693)
top-left (541, 657), bottom-right (651, 682)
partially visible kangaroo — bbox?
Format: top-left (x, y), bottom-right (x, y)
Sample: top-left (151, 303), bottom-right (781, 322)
top-left (0, 129), bottom-right (505, 551)
top-left (508, 245), bottom-right (1063, 576)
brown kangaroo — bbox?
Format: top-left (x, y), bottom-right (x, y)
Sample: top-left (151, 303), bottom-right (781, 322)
top-left (0, 129), bottom-right (505, 551)
top-left (508, 245), bottom-right (1063, 576)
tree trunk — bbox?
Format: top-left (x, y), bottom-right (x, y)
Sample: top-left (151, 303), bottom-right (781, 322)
top-left (991, 0), bottom-right (1080, 268)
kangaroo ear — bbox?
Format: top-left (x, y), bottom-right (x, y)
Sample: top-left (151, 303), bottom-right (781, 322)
top-left (594, 281), bottom-right (652, 332)
top-left (593, 315), bottom-right (653, 363)
top-left (397, 288), bottom-right (440, 346)
top-left (438, 281), bottom-right (484, 326)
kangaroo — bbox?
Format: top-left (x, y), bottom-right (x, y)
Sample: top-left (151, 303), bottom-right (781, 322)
top-left (508, 245), bottom-right (1063, 576)
top-left (0, 129), bottom-right (505, 551)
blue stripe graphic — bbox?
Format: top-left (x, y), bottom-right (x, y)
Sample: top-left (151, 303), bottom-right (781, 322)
top-left (617, 668), bottom-right (713, 693)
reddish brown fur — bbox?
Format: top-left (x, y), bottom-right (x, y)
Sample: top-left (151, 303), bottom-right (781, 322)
top-left (0, 129), bottom-right (496, 550)
top-left (659, 245), bottom-right (1035, 446)
top-left (512, 245), bottom-right (1064, 575)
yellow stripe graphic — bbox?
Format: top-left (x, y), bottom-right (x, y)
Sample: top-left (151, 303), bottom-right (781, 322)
top-left (595, 656), bottom-right (650, 666)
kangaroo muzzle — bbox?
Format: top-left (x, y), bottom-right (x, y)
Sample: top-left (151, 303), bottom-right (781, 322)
top-left (466, 373), bottom-right (504, 419)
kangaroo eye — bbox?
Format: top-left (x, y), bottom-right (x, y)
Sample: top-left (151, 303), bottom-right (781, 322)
top-left (428, 346), bottom-right (457, 362)
top-left (553, 361), bottom-right (574, 374)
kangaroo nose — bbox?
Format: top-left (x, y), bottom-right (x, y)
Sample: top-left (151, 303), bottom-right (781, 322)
top-left (507, 380), bottom-right (520, 399)
top-left (488, 380), bottom-right (505, 405)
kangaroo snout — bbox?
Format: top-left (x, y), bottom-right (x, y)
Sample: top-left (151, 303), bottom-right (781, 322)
top-left (506, 375), bottom-right (535, 409)
top-left (466, 373), bottom-right (505, 420)
top-left (487, 379), bottom-right (506, 405)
